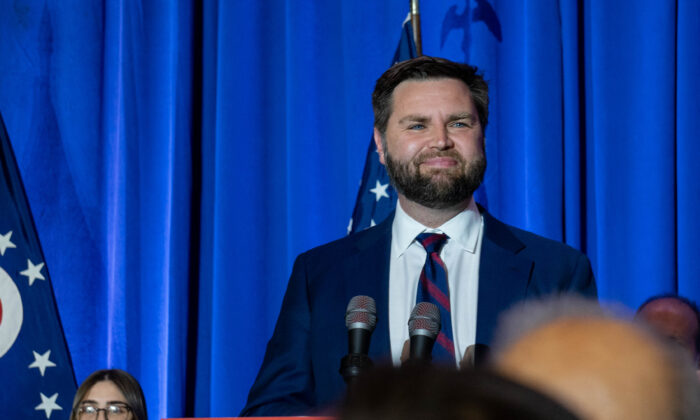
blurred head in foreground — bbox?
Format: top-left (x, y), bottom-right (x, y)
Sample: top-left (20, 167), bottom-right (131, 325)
top-left (636, 294), bottom-right (700, 365)
top-left (491, 296), bottom-right (700, 420)
top-left (339, 365), bottom-right (581, 420)
top-left (71, 369), bottom-right (147, 420)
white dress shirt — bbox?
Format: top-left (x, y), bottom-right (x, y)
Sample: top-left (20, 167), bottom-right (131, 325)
top-left (388, 198), bottom-right (484, 367)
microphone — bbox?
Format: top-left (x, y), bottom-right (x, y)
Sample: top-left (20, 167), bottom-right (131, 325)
top-left (339, 295), bottom-right (377, 384)
top-left (404, 302), bottom-right (441, 365)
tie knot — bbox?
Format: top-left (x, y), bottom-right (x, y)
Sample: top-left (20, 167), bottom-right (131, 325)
top-left (416, 232), bottom-right (448, 254)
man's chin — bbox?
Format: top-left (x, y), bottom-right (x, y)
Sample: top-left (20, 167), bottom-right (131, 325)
top-left (386, 152), bottom-right (486, 208)
top-left (419, 165), bottom-right (462, 176)
top-left (420, 172), bottom-right (463, 189)
top-left (421, 199), bottom-right (471, 210)
top-left (405, 192), bottom-right (475, 211)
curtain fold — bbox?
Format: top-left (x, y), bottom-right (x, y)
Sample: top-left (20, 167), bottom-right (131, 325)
top-left (676, 0), bottom-right (700, 297)
top-left (583, 0), bottom-right (679, 302)
top-left (1, 0), bottom-right (698, 418)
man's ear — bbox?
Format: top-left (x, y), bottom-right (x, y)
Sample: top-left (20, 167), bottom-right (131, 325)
top-left (373, 127), bottom-right (386, 165)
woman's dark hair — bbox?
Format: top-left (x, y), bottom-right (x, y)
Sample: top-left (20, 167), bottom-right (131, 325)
top-left (71, 369), bottom-right (147, 420)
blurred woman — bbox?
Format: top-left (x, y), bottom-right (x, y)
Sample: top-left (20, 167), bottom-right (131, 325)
top-left (71, 369), bottom-right (147, 420)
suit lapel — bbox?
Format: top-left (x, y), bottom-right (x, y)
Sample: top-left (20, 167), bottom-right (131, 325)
top-left (348, 215), bottom-right (393, 362)
top-left (345, 210), bottom-right (534, 355)
top-left (476, 210), bottom-right (533, 345)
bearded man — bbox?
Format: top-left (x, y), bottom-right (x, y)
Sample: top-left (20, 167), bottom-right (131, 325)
top-left (241, 56), bottom-right (597, 417)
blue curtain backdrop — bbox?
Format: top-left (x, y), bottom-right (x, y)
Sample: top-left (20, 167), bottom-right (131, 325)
top-left (1, 0), bottom-right (698, 418)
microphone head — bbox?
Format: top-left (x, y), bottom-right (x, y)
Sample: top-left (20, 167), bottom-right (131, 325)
top-left (346, 295), bottom-right (377, 331)
top-left (408, 302), bottom-right (441, 339)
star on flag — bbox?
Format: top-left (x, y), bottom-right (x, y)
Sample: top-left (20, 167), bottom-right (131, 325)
top-left (0, 230), bottom-right (16, 256)
top-left (1, 110), bottom-right (76, 418)
top-left (20, 259), bottom-right (45, 286)
top-left (369, 180), bottom-right (390, 202)
top-left (29, 350), bottom-right (57, 377)
top-left (34, 392), bottom-right (62, 419)
top-left (347, 18), bottom-right (413, 235)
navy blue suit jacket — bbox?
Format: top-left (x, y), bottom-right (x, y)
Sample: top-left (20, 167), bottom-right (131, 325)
top-left (241, 210), bottom-right (596, 416)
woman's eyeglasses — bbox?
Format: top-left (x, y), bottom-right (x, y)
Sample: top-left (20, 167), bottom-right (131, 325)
top-left (76, 403), bottom-right (131, 419)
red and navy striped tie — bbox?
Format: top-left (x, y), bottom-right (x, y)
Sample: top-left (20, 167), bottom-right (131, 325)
top-left (416, 232), bottom-right (455, 363)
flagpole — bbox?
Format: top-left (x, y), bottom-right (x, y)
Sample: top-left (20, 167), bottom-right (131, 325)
top-left (410, 0), bottom-right (423, 56)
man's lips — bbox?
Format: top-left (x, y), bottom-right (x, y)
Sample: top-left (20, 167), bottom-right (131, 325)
top-left (419, 156), bottom-right (459, 168)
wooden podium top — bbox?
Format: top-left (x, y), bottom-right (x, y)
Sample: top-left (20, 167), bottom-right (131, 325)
top-left (165, 417), bottom-right (333, 420)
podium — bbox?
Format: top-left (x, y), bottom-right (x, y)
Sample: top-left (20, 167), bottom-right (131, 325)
top-left (166, 417), bottom-right (333, 420)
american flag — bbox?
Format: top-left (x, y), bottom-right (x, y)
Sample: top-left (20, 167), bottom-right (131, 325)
top-left (348, 17), bottom-right (417, 235)
top-left (0, 113), bottom-right (77, 418)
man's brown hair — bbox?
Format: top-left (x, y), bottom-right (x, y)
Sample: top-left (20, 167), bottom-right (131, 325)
top-left (372, 56), bottom-right (489, 136)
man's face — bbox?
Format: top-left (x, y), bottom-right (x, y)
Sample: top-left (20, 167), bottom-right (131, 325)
top-left (374, 78), bottom-right (486, 209)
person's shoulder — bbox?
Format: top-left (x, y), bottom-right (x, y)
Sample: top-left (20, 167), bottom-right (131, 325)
top-left (481, 208), bottom-right (596, 297)
top-left (482, 210), bottom-right (586, 259)
top-left (300, 215), bottom-right (393, 260)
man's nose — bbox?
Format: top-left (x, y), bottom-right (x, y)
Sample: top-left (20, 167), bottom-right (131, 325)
top-left (431, 125), bottom-right (454, 149)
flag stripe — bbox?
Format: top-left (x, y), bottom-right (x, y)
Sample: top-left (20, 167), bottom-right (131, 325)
top-left (348, 17), bottom-right (416, 234)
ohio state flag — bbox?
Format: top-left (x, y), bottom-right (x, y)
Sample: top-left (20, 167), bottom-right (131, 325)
top-left (0, 112), bottom-right (77, 418)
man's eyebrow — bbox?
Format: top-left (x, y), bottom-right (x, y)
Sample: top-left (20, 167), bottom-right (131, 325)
top-left (397, 115), bottom-right (430, 124)
top-left (397, 113), bottom-right (477, 125)
top-left (449, 112), bottom-right (477, 121)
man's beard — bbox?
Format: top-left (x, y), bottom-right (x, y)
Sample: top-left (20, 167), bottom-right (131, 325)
top-left (385, 149), bottom-right (486, 209)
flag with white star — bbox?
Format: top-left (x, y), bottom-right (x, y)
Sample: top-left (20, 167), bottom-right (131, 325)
top-left (348, 17), bottom-right (417, 234)
top-left (0, 113), bottom-right (77, 417)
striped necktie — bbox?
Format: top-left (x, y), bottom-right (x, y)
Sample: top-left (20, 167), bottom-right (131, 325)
top-left (415, 232), bottom-right (455, 363)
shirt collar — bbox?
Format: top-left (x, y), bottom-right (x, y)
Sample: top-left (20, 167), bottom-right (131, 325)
top-left (392, 197), bottom-right (482, 257)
